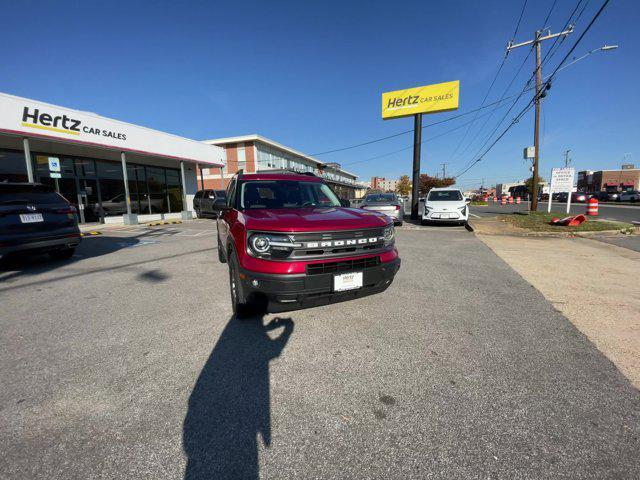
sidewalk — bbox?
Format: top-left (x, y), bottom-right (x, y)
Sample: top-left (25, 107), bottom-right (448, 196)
top-left (478, 232), bottom-right (640, 389)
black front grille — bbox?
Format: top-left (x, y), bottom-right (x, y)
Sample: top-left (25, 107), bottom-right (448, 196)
top-left (306, 256), bottom-right (381, 275)
top-left (289, 227), bottom-right (388, 260)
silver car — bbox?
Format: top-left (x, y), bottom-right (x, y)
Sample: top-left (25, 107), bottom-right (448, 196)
top-left (360, 193), bottom-right (404, 225)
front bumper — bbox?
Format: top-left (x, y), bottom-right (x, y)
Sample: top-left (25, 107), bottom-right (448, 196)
top-left (422, 209), bottom-right (468, 222)
top-left (239, 257), bottom-right (401, 313)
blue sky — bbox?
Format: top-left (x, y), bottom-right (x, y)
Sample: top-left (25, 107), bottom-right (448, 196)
top-left (2, 0), bottom-right (638, 189)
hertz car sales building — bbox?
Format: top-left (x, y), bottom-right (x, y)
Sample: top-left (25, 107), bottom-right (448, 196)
top-left (0, 92), bottom-right (224, 224)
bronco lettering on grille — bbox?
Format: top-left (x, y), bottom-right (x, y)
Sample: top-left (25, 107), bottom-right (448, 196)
top-left (305, 237), bottom-right (382, 248)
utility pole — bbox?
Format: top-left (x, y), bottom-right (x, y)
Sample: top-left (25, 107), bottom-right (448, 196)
top-left (564, 149), bottom-right (572, 167)
top-left (440, 163), bottom-right (447, 179)
top-left (507, 26), bottom-right (574, 211)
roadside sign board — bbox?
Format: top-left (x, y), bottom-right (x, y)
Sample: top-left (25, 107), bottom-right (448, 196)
top-left (50, 172), bottom-right (62, 178)
top-left (381, 80), bottom-right (459, 119)
top-left (549, 167), bottom-right (576, 214)
top-left (48, 157), bottom-right (60, 172)
top-left (550, 167), bottom-right (575, 193)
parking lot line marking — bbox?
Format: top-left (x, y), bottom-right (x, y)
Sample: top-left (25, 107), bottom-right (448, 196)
top-left (469, 213), bottom-right (481, 218)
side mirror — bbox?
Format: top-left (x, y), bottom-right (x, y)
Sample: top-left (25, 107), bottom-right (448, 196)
top-left (465, 197), bottom-right (471, 204)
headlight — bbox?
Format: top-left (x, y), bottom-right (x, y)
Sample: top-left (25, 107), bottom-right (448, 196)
top-left (383, 225), bottom-right (395, 244)
top-left (247, 233), bottom-right (302, 258)
top-left (250, 235), bottom-right (270, 254)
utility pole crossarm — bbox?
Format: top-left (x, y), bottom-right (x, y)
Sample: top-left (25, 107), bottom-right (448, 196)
top-left (506, 26), bottom-right (574, 51)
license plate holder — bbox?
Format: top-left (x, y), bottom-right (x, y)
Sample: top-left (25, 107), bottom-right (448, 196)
top-left (333, 271), bottom-right (363, 292)
top-left (19, 213), bottom-right (44, 223)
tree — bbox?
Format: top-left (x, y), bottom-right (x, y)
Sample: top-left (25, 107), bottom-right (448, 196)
top-left (524, 175), bottom-right (546, 193)
top-left (395, 175), bottom-right (411, 196)
top-left (418, 174), bottom-right (455, 195)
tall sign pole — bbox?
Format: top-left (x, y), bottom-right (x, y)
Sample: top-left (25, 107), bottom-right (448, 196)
top-left (411, 114), bottom-right (422, 220)
top-left (507, 26), bottom-right (573, 211)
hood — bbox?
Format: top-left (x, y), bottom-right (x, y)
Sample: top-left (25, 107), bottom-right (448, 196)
top-left (240, 207), bottom-right (391, 232)
top-left (425, 200), bottom-right (466, 210)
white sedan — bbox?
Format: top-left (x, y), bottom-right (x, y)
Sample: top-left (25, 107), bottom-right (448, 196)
top-left (618, 191), bottom-right (640, 202)
top-left (421, 188), bottom-right (470, 225)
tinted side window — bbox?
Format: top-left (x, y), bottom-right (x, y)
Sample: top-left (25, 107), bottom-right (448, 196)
top-left (195, 191), bottom-right (203, 199)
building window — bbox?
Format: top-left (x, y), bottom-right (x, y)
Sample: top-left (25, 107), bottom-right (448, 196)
top-left (0, 149), bottom-right (28, 182)
top-left (237, 143), bottom-right (246, 172)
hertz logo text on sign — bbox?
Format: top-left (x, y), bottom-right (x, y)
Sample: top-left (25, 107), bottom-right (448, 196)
top-left (381, 80), bottom-right (459, 120)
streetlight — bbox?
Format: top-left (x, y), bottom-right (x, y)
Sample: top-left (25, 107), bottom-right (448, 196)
top-left (546, 44), bottom-right (619, 79)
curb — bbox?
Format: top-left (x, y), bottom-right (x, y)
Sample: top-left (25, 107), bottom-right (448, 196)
top-left (145, 220), bottom-right (183, 227)
top-left (80, 231), bottom-right (103, 237)
top-left (472, 226), bottom-right (636, 238)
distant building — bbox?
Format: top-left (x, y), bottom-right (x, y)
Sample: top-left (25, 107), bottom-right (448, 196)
top-left (495, 180), bottom-right (549, 197)
top-left (370, 176), bottom-right (399, 192)
top-left (198, 134), bottom-right (359, 198)
top-left (577, 169), bottom-right (640, 192)
top-left (495, 182), bottom-right (525, 196)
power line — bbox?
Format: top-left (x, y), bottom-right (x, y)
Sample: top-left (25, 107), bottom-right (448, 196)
top-left (454, 0), bottom-right (611, 181)
top-left (539, 0), bottom-right (588, 71)
top-left (512, 0), bottom-right (529, 40)
top-left (446, 0), bottom-right (530, 162)
top-left (309, 95), bottom-right (517, 156)
top-left (342, 102), bottom-right (512, 167)
top-left (451, 0), bottom-right (564, 168)
top-left (541, 0), bottom-right (611, 90)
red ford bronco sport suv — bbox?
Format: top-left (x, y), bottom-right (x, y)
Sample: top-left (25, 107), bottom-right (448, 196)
top-left (216, 172), bottom-right (401, 316)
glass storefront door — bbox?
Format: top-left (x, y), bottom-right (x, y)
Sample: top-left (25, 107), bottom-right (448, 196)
top-left (77, 178), bottom-right (101, 222)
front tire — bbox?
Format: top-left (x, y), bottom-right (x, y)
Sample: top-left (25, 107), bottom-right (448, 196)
top-left (228, 248), bottom-right (252, 318)
top-left (217, 236), bottom-right (227, 263)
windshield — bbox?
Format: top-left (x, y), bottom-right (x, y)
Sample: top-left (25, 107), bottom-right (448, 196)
top-left (364, 194), bottom-right (396, 203)
top-left (427, 190), bottom-right (463, 202)
top-left (239, 180), bottom-right (341, 209)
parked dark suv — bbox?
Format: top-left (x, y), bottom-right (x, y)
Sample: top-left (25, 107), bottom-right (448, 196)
top-left (193, 189), bottom-right (227, 218)
top-left (0, 183), bottom-right (81, 261)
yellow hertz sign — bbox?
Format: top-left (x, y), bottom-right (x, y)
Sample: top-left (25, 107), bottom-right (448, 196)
top-left (382, 80), bottom-right (459, 119)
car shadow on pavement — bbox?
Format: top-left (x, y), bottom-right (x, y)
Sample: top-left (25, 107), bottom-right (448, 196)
top-left (0, 235), bottom-right (140, 280)
top-left (183, 315), bottom-right (294, 480)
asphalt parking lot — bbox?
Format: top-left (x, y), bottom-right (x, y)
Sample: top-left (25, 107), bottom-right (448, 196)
top-left (1, 220), bottom-right (639, 479)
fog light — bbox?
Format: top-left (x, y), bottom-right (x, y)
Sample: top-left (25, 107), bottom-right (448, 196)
top-left (251, 279), bottom-right (260, 288)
